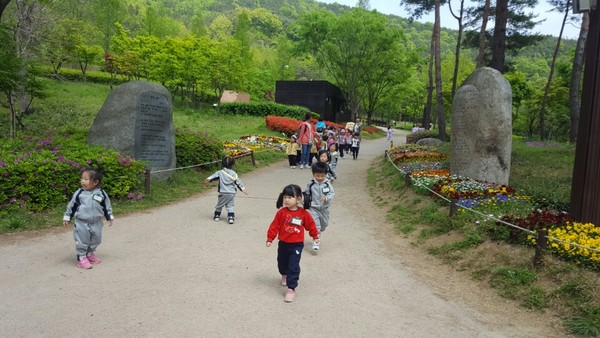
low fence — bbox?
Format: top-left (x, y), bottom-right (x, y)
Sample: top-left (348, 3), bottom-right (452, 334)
top-left (384, 148), bottom-right (600, 269)
top-left (143, 151), bottom-right (257, 194)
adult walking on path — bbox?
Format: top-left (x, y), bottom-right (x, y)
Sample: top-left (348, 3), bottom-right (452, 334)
top-left (0, 127), bottom-right (561, 337)
top-left (297, 112), bottom-right (314, 169)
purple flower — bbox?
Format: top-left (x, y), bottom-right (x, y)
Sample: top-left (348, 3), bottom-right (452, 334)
top-left (136, 193), bottom-right (143, 200)
top-left (0, 161), bottom-right (6, 167)
top-left (127, 192), bottom-right (135, 199)
top-left (9, 197), bottom-right (16, 203)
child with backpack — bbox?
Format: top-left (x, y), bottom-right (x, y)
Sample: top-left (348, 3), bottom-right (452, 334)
top-left (63, 167), bottom-right (114, 270)
top-left (306, 162), bottom-right (335, 251)
top-left (205, 157), bottom-right (248, 224)
top-left (266, 184), bottom-right (320, 303)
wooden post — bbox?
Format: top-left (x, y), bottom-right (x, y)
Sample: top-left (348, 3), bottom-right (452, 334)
top-left (449, 198), bottom-right (458, 217)
top-left (144, 168), bottom-right (151, 194)
top-left (533, 229), bottom-right (548, 269)
top-left (250, 151), bottom-right (256, 166)
top-left (404, 173), bottom-right (411, 187)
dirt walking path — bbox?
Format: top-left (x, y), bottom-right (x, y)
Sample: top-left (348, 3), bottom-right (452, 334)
top-left (0, 129), bottom-right (566, 337)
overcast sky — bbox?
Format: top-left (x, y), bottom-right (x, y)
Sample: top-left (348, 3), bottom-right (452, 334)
top-left (318, 0), bottom-right (582, 40)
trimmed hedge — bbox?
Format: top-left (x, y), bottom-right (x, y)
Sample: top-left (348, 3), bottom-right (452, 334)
top-left (219, 102), bottom-right (312, 119)
top-left (41, 66), bottom-right (129, 86)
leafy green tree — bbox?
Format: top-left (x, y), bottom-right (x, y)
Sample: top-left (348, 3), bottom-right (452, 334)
top-left (505, 70), bottom-right (533, 122)
top-left (464, 0), bottom-right (543, 72)
top-left (538, 0), bottom-right (571, 140)
top-left (208, 14), bottom-right (233, 40)
top-left (91, 0), bottom-right (126, 52)
top-left (0, 24), bottom-right (21, 137)
top-left (141, 4), bottom-right (186, 38)
top-left (41, 18), bottom-right (81, 74)
top-left (294, 8), bottom-right (412, 124)
top-left (74, 44), bottom-right (103, 78)
top-left (205, 37), bottom-right (248, 101)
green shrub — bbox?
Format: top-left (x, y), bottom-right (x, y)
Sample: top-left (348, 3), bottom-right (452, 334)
top-left (0, 133), bottom-right (146, 211)
top-left (175, 128), bottom-right (224, 167)
top-left (41, 66), bottom-right (129, 86)
top-left (219, 102), bottom-right (311, 119)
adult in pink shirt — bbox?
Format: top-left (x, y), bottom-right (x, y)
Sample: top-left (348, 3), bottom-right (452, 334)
top-left (297, 112), bottom-right (314, 169)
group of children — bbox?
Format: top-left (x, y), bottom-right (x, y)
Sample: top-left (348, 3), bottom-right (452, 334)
top-left (285, 124), bottom-right (361, 172)
top-left (62, 119), bottom-right (351, 303)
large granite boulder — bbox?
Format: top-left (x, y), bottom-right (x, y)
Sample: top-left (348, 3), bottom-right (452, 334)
top-left (416, 138), bottom-right (443, 147)
top-left (451, 67), bottom-right (512, 185)
top-left (88, 81), bottom-right (175, 179)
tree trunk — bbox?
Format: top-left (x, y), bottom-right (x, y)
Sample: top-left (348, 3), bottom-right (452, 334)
top-left (476, 0), bottom-right (491, 68)
top-left (449, 0), bottom-right (465, 99)
top-left (570, 12), bottom-right (589, 143)
top-left (490, 0), bottom-right (508, 72)
top-left (539, 0), bottom-right (570, 140)
top-left (570, 7), bottom-right (600, 226)
top-left (423, 32), bottom-right (434, 130)
top-left (434, 0), bottom-right (446, 141)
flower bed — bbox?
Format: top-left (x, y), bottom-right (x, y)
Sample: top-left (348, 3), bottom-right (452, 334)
top-left (224, 134), bottom-right (287, 157)
top-left (388, 144), bottom-right (600, 270)
top-left (265, 115), bottom-right (381, 136)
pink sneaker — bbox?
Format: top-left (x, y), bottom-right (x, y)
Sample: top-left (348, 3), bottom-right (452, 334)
top-left (281, 275), bottom-right (287, 286)
top-left (284, 288), bottom-right (295, 303)
top-left (87, 253), bottom-right (102, 264)
top-left (77, 257), bottom-right (92, 269)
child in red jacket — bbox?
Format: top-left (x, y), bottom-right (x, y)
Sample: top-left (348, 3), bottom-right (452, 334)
top-left (266, 184), bottom-right (320, 303)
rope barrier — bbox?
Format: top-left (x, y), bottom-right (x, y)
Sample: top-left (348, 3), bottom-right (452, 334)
top-left (384, 149), bottom-right (600, 255)
top-left (149, 148), bottom-right (275, 174)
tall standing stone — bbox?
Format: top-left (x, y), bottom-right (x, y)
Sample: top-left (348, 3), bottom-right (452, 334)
top-left (88, 81), bottom-right (175, 179)
top-left (451, 67), bottom-right (512, 185)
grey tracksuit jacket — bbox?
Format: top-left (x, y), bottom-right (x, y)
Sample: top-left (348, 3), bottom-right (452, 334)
top-left (63, 187), bottom-right (113, 258)
top-left (307, 179), bottom-right (334, 232)
top-left (206, 168), bottom-right (245, 194)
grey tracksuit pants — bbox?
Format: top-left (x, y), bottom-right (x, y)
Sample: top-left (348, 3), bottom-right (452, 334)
top-left (215, 193), bottom-right (236, 214)
top-left (308, 207), bottom-right (330, 232)
top-left (73, 219), bottom-right (103, 258)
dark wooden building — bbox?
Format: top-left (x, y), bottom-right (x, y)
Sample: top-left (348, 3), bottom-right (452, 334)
top-left (275, 80), bottom-right (349, 123)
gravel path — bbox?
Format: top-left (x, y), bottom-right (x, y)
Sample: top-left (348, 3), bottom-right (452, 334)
top-left (0, 130), bottom-right (565, 337)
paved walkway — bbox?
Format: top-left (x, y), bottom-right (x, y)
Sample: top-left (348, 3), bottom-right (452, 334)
top-left (0, 129), bottom-right (561, 337)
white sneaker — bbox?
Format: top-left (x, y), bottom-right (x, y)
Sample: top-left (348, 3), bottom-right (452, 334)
top-left (300, 164), bottom-right (304, 169)
top-left (312, 240), bottom-right (320, 250)
top-left (291, 166), bottom-right (295, 169)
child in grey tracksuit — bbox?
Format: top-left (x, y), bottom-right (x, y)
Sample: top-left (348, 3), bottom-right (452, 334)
top-left (306, 162), bottom-right (335, 251)
top-left (205, 157), bottom-right (247, 224)
top-left (63, 167), bottom-right (114, 270)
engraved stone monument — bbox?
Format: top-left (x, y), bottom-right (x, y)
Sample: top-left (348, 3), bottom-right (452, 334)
top-left (451, 67), bottom-right (512, 185)
top-left (88, 81), bottom-right (175, 179)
